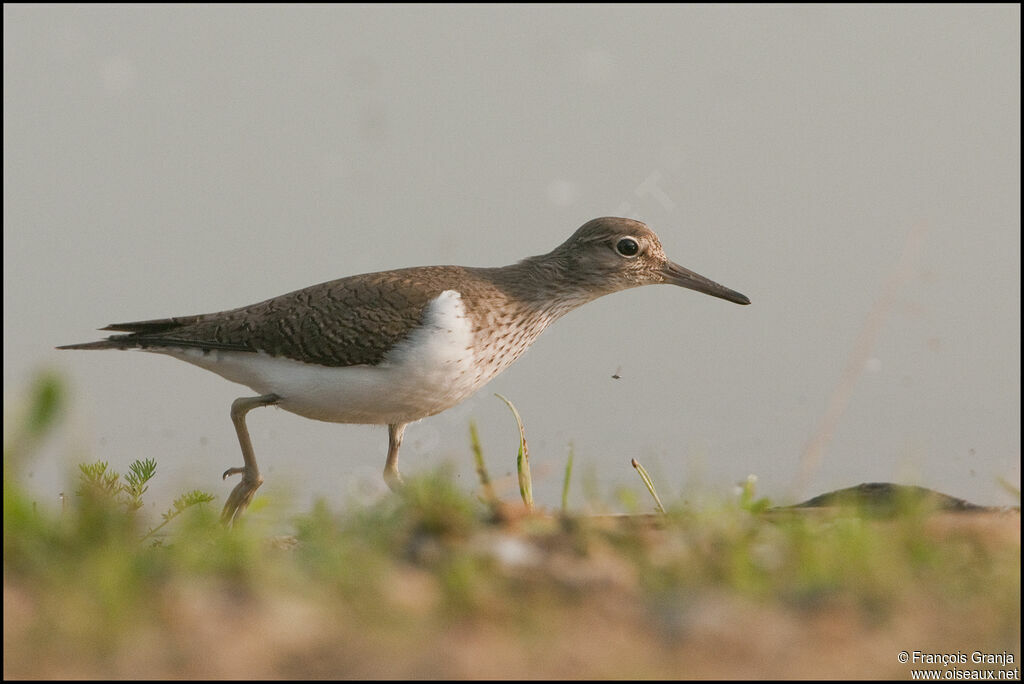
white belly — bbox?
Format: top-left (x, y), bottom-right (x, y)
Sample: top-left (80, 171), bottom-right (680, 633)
top-left (157, 290), bottom-right (488, 425)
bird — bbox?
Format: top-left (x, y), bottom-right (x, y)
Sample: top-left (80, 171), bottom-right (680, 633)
top-left (59, 217), bottom-right (750, 524)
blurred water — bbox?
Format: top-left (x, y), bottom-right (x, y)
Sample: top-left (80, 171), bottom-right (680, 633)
top-left (4, 4), bottom-right (1019, 515)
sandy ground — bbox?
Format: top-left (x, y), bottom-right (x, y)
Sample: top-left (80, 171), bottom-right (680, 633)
top-left (4, 504), bottom-right (1019, 680)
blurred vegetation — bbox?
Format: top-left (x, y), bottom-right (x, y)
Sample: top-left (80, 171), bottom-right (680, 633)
top-left (3, 372), bottom-right (1020, 678)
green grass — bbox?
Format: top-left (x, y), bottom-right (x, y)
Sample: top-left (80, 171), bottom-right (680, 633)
top-left (3, 372), bottom-right (1019, 678)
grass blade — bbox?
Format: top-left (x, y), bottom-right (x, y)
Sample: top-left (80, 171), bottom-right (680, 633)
top-left (562, 443), bottom-right (574, 513)
top-left (494, 393), bottom-right (532, 511)
top-left (469, 420), bottom-right (498, 511)
top-left (631, 458), bottom-right (665, 514)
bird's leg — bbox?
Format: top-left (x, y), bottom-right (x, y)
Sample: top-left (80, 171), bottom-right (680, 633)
top-left (383, 422), bottom-right (407, 492)
top-left (221, 393), bottom-right (279, 526)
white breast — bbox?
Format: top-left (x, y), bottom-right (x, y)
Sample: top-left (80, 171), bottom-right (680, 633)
top-left (157, 290), bottom-right (488, 425)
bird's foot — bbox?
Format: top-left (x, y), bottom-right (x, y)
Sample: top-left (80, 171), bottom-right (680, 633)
top-left (383, 467), bottom-right (405, 493)
top-left (220, 467), bottom-right (264, 526)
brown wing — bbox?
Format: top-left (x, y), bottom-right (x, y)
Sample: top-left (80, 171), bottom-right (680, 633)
top-left (59, 266), bottom-right (473, 368)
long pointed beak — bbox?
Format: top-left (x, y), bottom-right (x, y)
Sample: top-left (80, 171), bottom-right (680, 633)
top-left (662, 261), bottom-right (750, 305)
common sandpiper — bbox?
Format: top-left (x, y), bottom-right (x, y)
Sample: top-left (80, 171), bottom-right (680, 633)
top-left (60, 217), bottom-right (750, 523)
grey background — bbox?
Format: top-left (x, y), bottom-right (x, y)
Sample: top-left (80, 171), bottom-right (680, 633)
top-left (4, 5), bottom-right (1020, 516)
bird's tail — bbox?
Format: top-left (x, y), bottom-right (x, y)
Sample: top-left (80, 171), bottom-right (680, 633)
top-left (57, 316), bottom-right (199, 351)
top-left (56, 337), bottom-right (134, 351)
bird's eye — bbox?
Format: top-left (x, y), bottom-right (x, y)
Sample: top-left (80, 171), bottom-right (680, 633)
top-left (616, 237), bottom-right (640, 257)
